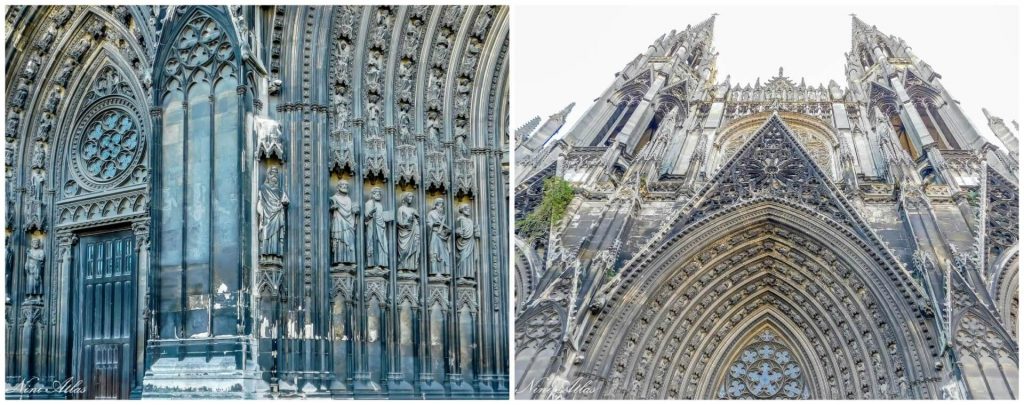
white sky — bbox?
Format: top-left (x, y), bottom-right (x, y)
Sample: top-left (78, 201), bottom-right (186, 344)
top-left (512, 2), bottom-right (1020, 146)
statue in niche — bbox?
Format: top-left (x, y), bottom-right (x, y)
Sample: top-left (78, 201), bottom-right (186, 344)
top-left (330, 181), bottom-right (357, 265)
top-left (454, 129), bottom-right (472, 159)
top-left (397, 61), bottom-right (414, 97)
top-left (26, 170), bottom-right (46, 229)
top-left (30, 144), bottom-right (45, 169)
top-left (364, 187), bottom-right (391, 268)
top-left (396, 192), bottom-right (420, 271)
top-left (22, 56), bottom-right (39, 82)
top-left (455, 204), bottom-right (478, 279)
top-left (12, 81), bottom-right (29, 109)
top-left (426, 110), bottom-right (442, 145)
top-left (397, 108), bottom-right (413, 142)
top-left (255, 116), bottom-right (284, 161)
top-left (7, 113), bottom-right (20, 140)
top-left (335, 41), bottom-right (351, 76)
top-left (25, 238), bottom-right (44, 297)
top-left (332, 92), bottom-right (349, 130)
top-left (257, 167), bottom-right (289, 259)
top-left (427, 198), bottom-right (451, 276)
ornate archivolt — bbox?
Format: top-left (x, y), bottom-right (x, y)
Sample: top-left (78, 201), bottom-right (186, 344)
top-left (575, 210), bottom-right (936, 399)
top-left (4, 5), bottom-right (154, 391)
top-left (993, 252), bottom-right (1019, 340)
top-left (572, 116), bottom-right (942, 399)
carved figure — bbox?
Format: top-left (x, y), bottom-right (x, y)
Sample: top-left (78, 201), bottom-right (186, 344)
top-left (454, 204), bottom-right (478, 279)
top-left (257, 167), bottom-right (289, 258)
top-left (427, 198), bottom-right (450, 276)
top-left (364, 187), bottom-right (390, 268)
top-left (330, 181), bottom-right (357, 265)
top-left (25, 239), bottom-right (44, 297)
top-left (396, 192), bottom-right (420, 270)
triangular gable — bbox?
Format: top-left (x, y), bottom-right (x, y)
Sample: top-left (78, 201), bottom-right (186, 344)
top-left (678, 114), bottom-right (858, 235)
top-left (620, 114), bottom-right (925, 296)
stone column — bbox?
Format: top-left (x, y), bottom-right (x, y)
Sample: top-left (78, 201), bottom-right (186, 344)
top-left (132, 222), bottom-right (149, 390)
top-left (424, 275), bottom-right (450, 391)
top-left (328, 268), bottom-right (354, 392)
top-left (52, 232), bottom-right (77, 390)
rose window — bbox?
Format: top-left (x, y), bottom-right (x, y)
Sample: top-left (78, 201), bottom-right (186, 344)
top-left (80, 110), bottom-right (140, 181)
top-left (718, 330), bottom-right (810, 399)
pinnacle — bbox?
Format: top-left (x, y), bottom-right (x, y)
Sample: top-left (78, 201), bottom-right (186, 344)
top-left (552, 102), bottom-right (576, 120)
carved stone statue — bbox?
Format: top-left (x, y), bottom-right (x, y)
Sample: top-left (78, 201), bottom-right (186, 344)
top-left (330, 181), bottom-right (357, 265)
top-left (6, 113), bottom-right (20, 140)
top-left (396, 192), bottom-right (420, 271)
top-left (364, 187), bottom-right (390, 268)
top-left (12, 81), bottom-right (29, 109)
top-left (25, 238), bottom-right (44, 297)
top-left (455, 204), bottom-right (478, 279)
top-left (427, 198), bottom-right (450, 276)
top-left (426, 110), bottom-right (442, 145)
top-left (257, 167), bottom-right (289, 259)
top-left (26, 170), bottom-right (46, 229)
top-left (255, 116), bottom-right (285, 161)
top-left (31, 144), bottom-right (45, 169)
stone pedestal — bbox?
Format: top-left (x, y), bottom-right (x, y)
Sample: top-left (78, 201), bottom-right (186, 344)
top-left (141, 336), bottom-right (264, 399)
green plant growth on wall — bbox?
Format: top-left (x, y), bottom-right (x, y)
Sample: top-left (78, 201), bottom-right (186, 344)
top-left (516, 177), bottom-right (574, 241)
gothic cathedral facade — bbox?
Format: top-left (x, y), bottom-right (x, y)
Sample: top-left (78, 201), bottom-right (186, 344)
top-left (5, 5), bottom-right (509, 399)
top-left (514, 16), bottom-right (1018, 399)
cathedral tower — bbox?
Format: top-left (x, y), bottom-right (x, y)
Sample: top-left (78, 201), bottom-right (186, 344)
top-left (515, 14), bottom-right (1018, 400)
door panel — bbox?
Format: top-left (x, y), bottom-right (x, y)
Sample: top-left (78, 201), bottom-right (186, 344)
top-left (76, 230), bottom-right (135, 399)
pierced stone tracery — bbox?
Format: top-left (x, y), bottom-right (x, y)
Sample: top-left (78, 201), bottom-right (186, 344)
top-left (717, 330), bottom-right (810, 400)
top-left (79, 110), bottom-right (140, 181)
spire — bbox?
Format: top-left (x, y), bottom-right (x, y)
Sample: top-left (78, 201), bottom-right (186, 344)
top-left (982, 107), bottom-right (1019, 158)
top-left (850, 14), bottom-right (876, 52)
top-left (550, 102), bottom-right (576, 122)
top-left (695, 12), bottom-right (717, 36)
top-left (851, 13), bottom-right (869, 32)
top-left (519, 102), bottom-right (577, 153)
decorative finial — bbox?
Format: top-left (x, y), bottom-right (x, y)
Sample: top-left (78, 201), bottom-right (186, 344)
top-left (778, 66), bottom-right (784, 77)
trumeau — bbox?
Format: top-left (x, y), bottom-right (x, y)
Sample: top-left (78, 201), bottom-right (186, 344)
top-left (5, 5), bottom-right (508, 399)
top-left (514, 14), bottom-right (1018, 400)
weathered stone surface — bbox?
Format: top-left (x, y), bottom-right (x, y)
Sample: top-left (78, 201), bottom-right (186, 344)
top-left (515, 15), bottom-right (1017, 400)
top-left (4, 5), bottom-right (508, 399)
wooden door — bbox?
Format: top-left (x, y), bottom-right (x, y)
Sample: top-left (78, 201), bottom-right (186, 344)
top-left (76, 230), bottom-right (136, 399)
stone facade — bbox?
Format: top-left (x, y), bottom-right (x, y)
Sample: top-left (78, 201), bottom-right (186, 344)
top-left (514, 15), bottom-right (1018, 399)
top-left (4, 5), bottom-right (508, 399)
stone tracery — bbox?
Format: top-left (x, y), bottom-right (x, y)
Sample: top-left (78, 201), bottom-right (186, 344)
top-left (5, 5), bottom-right (509, 399)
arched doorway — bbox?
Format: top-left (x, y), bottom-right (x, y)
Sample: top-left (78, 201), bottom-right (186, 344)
top-left (572, 202), bottom-right (940, 399)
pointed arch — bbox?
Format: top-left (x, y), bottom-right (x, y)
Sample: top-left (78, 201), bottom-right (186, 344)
top-left (574, 116), bottom-right (939, 399)
top-left (575, 204), bottom-right (936, 399)
top-left (514, 300), bottom-right (567, 397)
top-left (953, 309), bottom-right (1019, 399)
top-left (151, 6), bottom-right (248, 340)
top-left (708, 318), bottom-right (814, 399)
